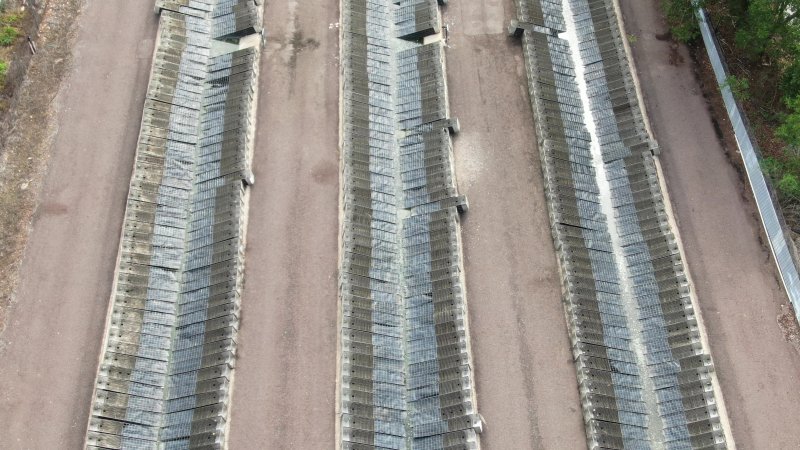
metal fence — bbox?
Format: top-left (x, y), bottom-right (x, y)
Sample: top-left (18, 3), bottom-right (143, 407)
top-left (696, 8), bottom-right (800, 318)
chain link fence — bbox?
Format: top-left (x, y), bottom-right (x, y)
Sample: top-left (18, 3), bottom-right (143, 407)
top-left (696, 7), bottom-right (800, 319)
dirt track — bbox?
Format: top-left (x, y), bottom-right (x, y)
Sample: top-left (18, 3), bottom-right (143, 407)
top-left (225, 0), bottom-right (340, 447)
top-left (0, 1), bottom-right (157, 447)
top-left (444, 0), bottom-right (587, 447)
top-left (620, 0), bottom-right (800, 447)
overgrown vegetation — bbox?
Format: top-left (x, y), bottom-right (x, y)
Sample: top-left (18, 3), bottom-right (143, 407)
top-left (0, 6), bottom-right (24, 91)
top-left (662, 0), bottom-right (705, 43)
top-left (663, 0), bottom-right (800, 223)
top-left (0, 9), bottom-right (21, 46)
top-left (722, 74), bottom-right (750, 101)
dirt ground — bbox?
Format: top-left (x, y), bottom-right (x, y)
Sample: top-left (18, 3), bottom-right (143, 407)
top-left (1, 0), bottom-right (799, 449)
top-left (443, 0), bottom-right (587, 448)
top-left (0, 0), bottom-right (157, 447)
top-left (0, 0), bottom-right (81, 338)
top-left (224, 0), bottom-right (340, 447)
top-left (228, 0), bottom-right (589, 447)
top-left (620, 0), bottom-right (800, 447)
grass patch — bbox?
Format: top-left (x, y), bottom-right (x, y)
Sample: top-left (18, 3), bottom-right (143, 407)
top-left (0, 8), bottom-right (27, 93)
top-left (0, 10), bottom-right (24, 47)
top-left (0, 59), bottom-right (6, 90)
top-left (1, 13), bottom-right (23, 26)
top-left (0, 25), bottom-right (17, 46)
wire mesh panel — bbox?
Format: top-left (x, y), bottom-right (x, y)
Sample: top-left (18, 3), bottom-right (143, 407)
top-left (516, 0), bottom-right (566, 32)
top-left (512, 0), bottom-right (728, 448)
top-left (339, 1), bottom-right (480, 449)
top-left (395, 0), bottom-right (441, 40)
top-left (87, 1), bottom-right (263, 448)
top-left (341, 0), bottom-right (404, 447)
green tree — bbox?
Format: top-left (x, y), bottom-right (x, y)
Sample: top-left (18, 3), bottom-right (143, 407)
top-left (778, 95), bottom-right (800, 146)
top-left (722, 74), bottom-right (750, 102)
top-left (735, 0), bottom-right (800, 60)
top-left (663, 0), bottom-right (706, 43)
top-left (780, 57), bottom-right (800, 98)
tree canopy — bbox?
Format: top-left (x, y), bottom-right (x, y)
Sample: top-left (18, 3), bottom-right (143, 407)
top-left (735, 0), bottom-right (800, 61)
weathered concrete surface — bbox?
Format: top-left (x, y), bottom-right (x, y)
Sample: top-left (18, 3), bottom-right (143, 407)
top-left (443, 0), bottom-right (587, 448)
top-left (0, 1), bottom-right (157, 448)
top-left (620, 0), bottom-right (800, 447)
top-left (226, 0), bottom-right (340, 447)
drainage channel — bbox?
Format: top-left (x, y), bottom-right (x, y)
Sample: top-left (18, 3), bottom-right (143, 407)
top-left (511, 0), bottom-right (729, 448)
top-left (338, 0), bottom-right (481, 449)
top-left (85, 1), bottom-right (263, 448)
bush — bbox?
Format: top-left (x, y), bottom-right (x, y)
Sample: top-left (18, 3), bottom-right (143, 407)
top-left (722, 75), bottom-right (751, 102)
top-left (762, 156), bottom-right (783, 178)
top-left (662, 0), bottom-right (705, 43)
top-left (0, 25), bottom-right (17, 46)
top-left (778, 96), bottom-right (800, 147)
top-left (779, 173), bottom-right (800, 199)
top-left (761, 152), bottom-right (800, 200)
